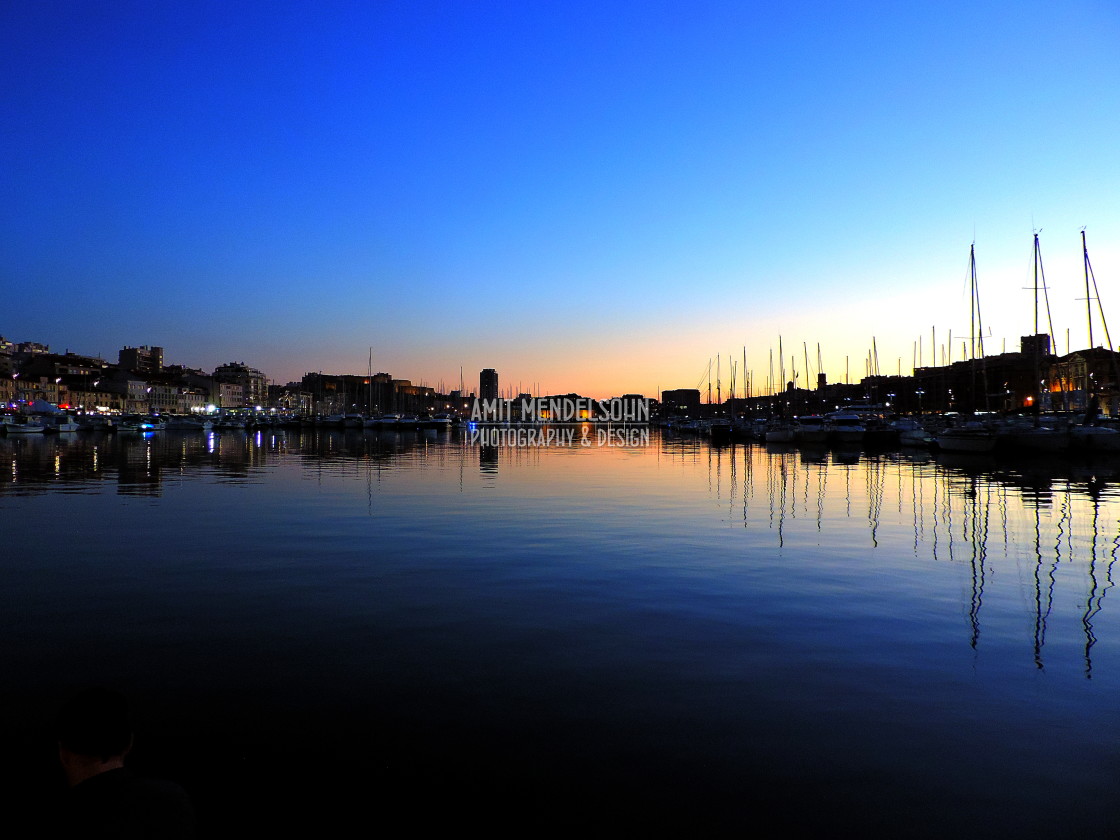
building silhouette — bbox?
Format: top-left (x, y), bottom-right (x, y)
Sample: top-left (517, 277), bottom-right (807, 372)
top-left (118, 345), bottom-right (163, 374)
top-left (480, 368), bottom-right (499, 401)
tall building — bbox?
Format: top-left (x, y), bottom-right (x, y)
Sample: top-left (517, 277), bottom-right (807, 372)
top-left (480, 368), bottom-right (499, 400)
top-left (119, 345), bottom-right (163, 374)
top-left (213, 361), bottom-right (268, 407)
top-left (661, 388), bottom-right (701, 416)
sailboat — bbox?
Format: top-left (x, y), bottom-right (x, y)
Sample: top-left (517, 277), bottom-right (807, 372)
top-left (936, 244), bottom-right (998, 453)
top-left (1069, 231), bottom-right (1120, 450)
top-left (1002, 233), bottom-right (1069, 452)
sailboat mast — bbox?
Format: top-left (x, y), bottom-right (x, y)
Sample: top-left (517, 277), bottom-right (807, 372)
top-left (970, 244), bottom-right (978, 361)
top-left (803, 343), bottom-right (810, 395)
top-left (1084, 230), bottom-right (1095, 349)
top-left (1083, 230), bottom-right (1120, 413)
top-left (1027, 231), bottom-right (1058, 361)
top-left (1033, 233), bottom-right (1040, 337)
top-left (778, 338), bottom-right (785, 392)
top-left (968, 244), bottom-right (990, 412)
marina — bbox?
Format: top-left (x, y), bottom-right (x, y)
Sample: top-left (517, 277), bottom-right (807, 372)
top-left (6, 3), bottom-right (1120, 835)
top-left (4, 427), bottom-right (1120, 836)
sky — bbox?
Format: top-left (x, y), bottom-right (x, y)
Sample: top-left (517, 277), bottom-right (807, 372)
top-left (3, 0), bottom-right (1119, 398)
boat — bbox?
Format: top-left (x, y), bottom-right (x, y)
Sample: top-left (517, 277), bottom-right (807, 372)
top-left (419, 413), bottom-right (454, 431)
top-left (25, 398), bottom-right (78, 432)
top-left (892, 417), bottom-right (932, 448)
top-left (115, 415), bottom-right (166, 433)
top-left (1069, 424), bottom-right (1120, 451)
top-left (213, 414), bottom-right (247, 430)
top-left (4, 416), bottom-right (46, 434)
top-left (705, 418), bottom-right (732, 442)
top-left (164, 415), bottom-right (213, 431)
top-left (793, 415), bottom-right (829, 445)
top-left (997, 416), bottom-right (1070, 452)
top-left (826, 412), bottom-right (865, 446)
top-left (669, 418), bottom-right (701, 434)
top-left (40, 415), bottom-right (81, 433)
top-left (935, 420), bottom-right (997, 453)
top-left (763, 419), bottom-right (795, 443)
top-left (75, 414), bottom-right (114, 431)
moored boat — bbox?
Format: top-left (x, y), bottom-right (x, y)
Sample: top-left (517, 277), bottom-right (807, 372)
top-left (39, 415), bottom-right (81, 433)
top-left (115, 415), bottom-right (166, 432)
top-left (1069, 424), bottom-right (1120, 451)
top-left (4, 416), bottom-right (46, 434)
top-left (793, 415), bottom-right (829, 445)
top-left (998, 420), bottom-right (1069, 452)
top-left (826, 412), bottom-right (865, 447)
top-left (935, 422), bottom-right (997, 453)
top-left (763, 420), bottom-right (795, 443)
top-left (892, 417), bottom-right (932, 448)
top-left (705, 418), bottom-right (732, 442)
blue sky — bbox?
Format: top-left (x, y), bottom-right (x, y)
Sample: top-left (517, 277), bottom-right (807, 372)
top-left (4, 0), bottom-right (1119, 397)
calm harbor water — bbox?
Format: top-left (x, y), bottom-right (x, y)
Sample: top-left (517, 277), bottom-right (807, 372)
top-left (4, 427), bottom-right (1120, 836)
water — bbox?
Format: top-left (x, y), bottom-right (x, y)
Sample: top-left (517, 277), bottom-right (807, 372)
top-left (3, 428), bottom-right (1120, 836)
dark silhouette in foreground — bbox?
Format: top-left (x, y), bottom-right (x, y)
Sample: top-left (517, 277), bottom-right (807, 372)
top-left (56, 687), bottom-right (195, 838)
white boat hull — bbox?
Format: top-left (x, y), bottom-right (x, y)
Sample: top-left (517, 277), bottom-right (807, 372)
top-left (5, 423), bottom-right (46, 434)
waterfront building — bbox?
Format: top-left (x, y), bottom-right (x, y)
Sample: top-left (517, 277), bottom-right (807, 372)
top-left (392, 380), bottom-right (437, 414)
top-left (63, 383), bottom-right (120, 413)
top-left (217, 382), bottom-right (244, 409)
top-left (214, 362), bottom-right (268, 407)
top-left (269, 384), bottom-right (313, 414)
top-left (1049, 347), bottom-right (1120, 415)
top-left (906, 333), bottom-right (1055, 414)
top-left (445, 390), bottom-right (474, 415)
top-left (13, 375), bottom-right (67, 407)
top-left (661, 389), bottom-right (701, 416)
top-left (147, 383), bottom-right (180, 414)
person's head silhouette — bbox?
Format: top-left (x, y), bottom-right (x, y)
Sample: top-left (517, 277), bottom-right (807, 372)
top-left (56, 687), bottom-right (133, 787)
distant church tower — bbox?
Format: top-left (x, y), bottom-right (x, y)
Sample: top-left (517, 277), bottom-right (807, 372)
top-left (480, 368), bottom-right (499, 400)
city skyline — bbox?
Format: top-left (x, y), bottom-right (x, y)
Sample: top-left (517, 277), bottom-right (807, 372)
top-left (4, 2), bottom-right (1119, 398)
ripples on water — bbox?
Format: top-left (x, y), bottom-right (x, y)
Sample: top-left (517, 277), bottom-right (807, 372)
top-left (3, 428), bottom-right (1120, 837)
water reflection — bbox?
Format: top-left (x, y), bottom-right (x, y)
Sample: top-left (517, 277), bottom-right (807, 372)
top-left (691, 442), bottom-right (1120, 677)
top-left (7, 428), bottom-right (1120, 834)
top-left (5, 428), bottom-right (1120, 676)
